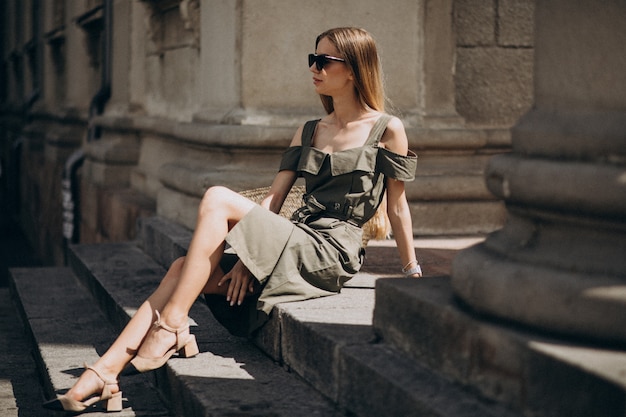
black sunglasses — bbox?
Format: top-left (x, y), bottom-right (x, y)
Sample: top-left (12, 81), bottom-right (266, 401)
top-left (308, 53), bottom-right (345, 71)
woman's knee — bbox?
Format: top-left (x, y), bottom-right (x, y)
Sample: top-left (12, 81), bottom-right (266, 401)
top-left (198, 185), bottom-right (254, 224)
top-left (199, 186), bottom-right (232, 216)
top-left (171, 256), bottom-right (186, 269)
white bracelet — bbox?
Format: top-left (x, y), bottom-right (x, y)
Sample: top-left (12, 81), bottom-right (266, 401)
top-left (403, 264), bottom-right (422, 276)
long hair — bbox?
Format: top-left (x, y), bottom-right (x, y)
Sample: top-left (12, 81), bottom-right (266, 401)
top-left (315, 27), bottom-right (385, 114)
top-left (316, 27), bottom-right (391, 242)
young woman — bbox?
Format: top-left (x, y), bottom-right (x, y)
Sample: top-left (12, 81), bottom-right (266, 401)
top-left (43, 26), bottom-right (421, 413)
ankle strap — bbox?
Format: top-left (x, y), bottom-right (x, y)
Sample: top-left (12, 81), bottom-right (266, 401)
top-left (153, 310), bottom-right (189, 334)
top-left (84, 363), bottom-right (118, 385)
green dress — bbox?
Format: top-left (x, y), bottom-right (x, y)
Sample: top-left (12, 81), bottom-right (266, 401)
top-left (205, 114), bottom-right (417, 336)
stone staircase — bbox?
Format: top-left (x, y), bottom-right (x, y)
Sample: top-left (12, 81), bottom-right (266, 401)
top-left (9, 216), bottom-right (625, 416)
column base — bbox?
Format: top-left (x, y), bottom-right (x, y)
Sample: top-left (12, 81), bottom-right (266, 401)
top-left (451, 208), bottom-right (626, 344)
top-left (374, 277), bottom-right (626, 417)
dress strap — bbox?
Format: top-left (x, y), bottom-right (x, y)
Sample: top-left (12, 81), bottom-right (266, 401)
top-left (301, 119), bottom-right (321, 147)
top-left (365, 114), bottom-right (393, 146)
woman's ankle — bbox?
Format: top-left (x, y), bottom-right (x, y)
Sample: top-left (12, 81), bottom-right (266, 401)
top-left (157, 308), bottom-right (188, 329)
top-left (93, 360), bottom-right (121, 382)
top-left (67, 366), bottom-right (119, 400)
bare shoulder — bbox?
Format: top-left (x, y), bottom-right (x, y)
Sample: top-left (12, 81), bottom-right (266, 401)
top-left (289, 123), bottom-right (306, 147)
top-left (384, 115), bottom-right (406, 135)
top-left (380, 115), bottom-right (409, 154)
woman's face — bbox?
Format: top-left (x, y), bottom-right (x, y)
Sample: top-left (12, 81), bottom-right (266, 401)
top-left (310, 37), bottom-right (353, 96)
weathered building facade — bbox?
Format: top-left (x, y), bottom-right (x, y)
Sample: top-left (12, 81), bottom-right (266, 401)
top-left (3, 2), bottom-right (625, 415)
top-left (1, 0), bottom-right (534, 265)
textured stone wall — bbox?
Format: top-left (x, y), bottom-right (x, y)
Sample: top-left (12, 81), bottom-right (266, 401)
top-left (454, 0), bottom-right (534, 127)
top-left (1, 0), bottom-right (537, 262)
top-left (453, 0), bottom-right (626, 344)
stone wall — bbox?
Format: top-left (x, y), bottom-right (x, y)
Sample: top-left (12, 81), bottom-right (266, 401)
top-left (1, 0), bottom-right (536, 265)
top-left (454, 0), bottom-right (534, 127)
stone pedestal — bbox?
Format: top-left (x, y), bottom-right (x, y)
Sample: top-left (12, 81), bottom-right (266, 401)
top-left (373, 7), bottom-right (625, 415)
top-left (451, 0), bottom-right (626, 344)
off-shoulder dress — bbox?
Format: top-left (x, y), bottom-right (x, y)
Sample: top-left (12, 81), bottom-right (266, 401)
top-left (205, 114), bottom-right (417, 336)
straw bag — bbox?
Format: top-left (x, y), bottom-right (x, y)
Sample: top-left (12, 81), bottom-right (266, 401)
top-left (238, 185), bottom-right (390, 247)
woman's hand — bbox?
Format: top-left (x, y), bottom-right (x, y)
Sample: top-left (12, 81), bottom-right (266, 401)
top-left (218, 261), bottom-right (255, 306)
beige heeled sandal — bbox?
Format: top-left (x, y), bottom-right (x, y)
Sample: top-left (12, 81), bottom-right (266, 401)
top-left (42, 363), bottom-right (122, 413)
top-left (129, 310), bottom-right (199, 373)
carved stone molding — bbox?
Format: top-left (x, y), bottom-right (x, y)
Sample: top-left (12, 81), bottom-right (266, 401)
top-left (142, 0), bottom-right (200, 50)
top-left (52, 0), bottom-right (65, 28)
top-left (75, 6), bottom-right (103, 67)
top-left (179, 0), bottom-right (200, 47)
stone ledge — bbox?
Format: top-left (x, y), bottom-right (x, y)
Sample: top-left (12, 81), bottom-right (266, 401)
top-left (374, 277), bottom-right (626, 417)
top-left (156, 187), bottom-right (201, 231)
top-left (409, 175), bottom-right (495, 200)
top-left (339, 342), bottom-right (520, 417)
top-left (267, 287), bottom-right (377, 401)
top-left (93, 114), bottom-right (294, 149)
top-left (158, 161), bottom-right (278, 198)
top-left (487, 153), bottom-right (626, 219)
top-left (84, 133), bottom-right (141, 164)
top-left (409, 126), bottom-right (511, 150)
top-left (452, 242), bottom-right (626, 344)
top-left (409, 200), bottom-right (505, 236)
top-left (92, 114), bottom-right (511, 151)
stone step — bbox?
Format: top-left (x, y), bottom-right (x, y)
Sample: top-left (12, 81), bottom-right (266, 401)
top-left (7, 238), bottom-right (519, 417)
top-left (8, 267), bottom-right (172, 416)
top-left (0, 287), bottom-right (55, 417)
top-left (259, 290), bottom-right (519, 417)
top-left (373, 277), bottom-right (626, 417)
top-left (66, 241), bottom-right (341, 417)
top-left (131, 215), bottom-right (522, 416)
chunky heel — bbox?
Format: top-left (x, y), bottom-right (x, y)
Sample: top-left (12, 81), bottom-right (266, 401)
top-left (179, 334), bottom-right (199, 358)
top-left (105, 392), bottom-right (123, 412)
top-left (42, 364), bottom-right (122, 414)
top-left (128, 310), bottom-right (198, 373)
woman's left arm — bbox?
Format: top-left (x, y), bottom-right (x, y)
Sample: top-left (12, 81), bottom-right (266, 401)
top-left (381, 117), bottom-right (422, 278)
top-left (386, 178), bottom-right (421, 277)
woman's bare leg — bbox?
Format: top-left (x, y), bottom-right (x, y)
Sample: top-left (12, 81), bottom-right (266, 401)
top-left (61, 186), bottom-right (255, 402)
top-left (61, 256), bottom-right (187, 401)
top-left (133, 186), bottom-right (256, 361)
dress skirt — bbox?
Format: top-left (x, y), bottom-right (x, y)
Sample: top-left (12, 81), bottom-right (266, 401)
top-left (204, 204), bottom-right (364, 337)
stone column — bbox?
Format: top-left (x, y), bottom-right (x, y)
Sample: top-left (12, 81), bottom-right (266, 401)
top-left (64, 1), bottom-right (98, 114)
top-left (196, 0), bottom-right (240, 123)
top-left (416, 0), bottom-right (464, 128)
top-left (452, 0), bottom-right (626, 344)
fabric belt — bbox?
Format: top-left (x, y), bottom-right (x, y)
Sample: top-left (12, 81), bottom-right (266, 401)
top-left (291, 194), bottom-right (361, 227)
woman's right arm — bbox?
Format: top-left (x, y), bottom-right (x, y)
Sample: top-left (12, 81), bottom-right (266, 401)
top-left (220, 125), bottom-right (304, 304)
top-left (260, 124), bottom-right (304, 214)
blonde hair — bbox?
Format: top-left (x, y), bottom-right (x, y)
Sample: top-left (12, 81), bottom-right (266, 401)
top-left (315, 27), bottom-right (385, 114)
top-left (316, 27), bottom-right (391, 242)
